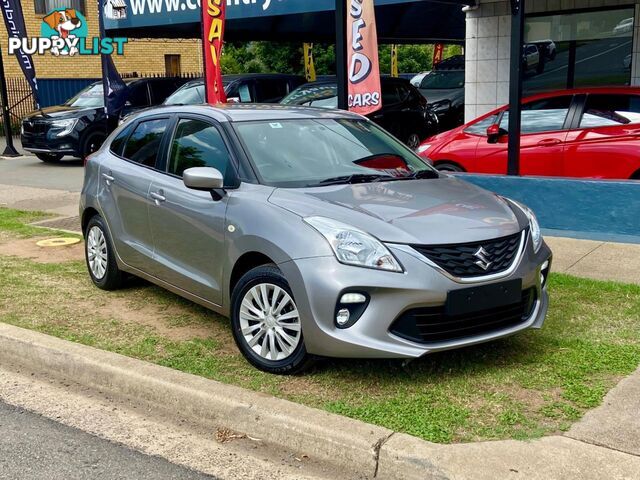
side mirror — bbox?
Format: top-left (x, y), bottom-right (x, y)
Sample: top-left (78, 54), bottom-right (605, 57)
top-left (487, 124), bottom-right (507, 144)
top-left (183, 167), bottom-right (224, 191)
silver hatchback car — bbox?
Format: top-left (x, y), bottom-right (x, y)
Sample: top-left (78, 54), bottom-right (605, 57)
top-left (80, 104), bottom-right (552, 374)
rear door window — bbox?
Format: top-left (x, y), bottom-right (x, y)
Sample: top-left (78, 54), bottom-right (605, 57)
top-left (109, 125), bottom-right (132, 156)
top-left (122, 118), bottom-right (170, 168)
top-left (579, 94), bottom-right (640, 128)
top-left (127, 83), bottom-right (151, 107)
top-left (255, 79), bottom-right (289, 102)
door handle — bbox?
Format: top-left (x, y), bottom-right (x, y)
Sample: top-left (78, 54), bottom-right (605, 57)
top-left (537, 138), bottom-right (562, 147)
top-left (101, 172), bottom-right (115, 185)
top-left (150, 191), bottom-right (166, 205)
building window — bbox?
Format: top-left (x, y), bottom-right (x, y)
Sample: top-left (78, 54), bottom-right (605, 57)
top-left (165, 55), bottom-right (182, 77)
top-left (524, 7), bottom-right (634, 94)
top-left (34, 0), bottom-right (86, 14)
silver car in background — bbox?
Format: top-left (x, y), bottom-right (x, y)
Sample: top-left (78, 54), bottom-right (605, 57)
top-left (80, 104), bottom-right (552, 374)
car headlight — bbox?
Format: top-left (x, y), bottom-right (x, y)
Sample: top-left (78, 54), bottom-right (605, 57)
top-left (50, 119), bottom-right (78, 137)
top-left (304, 216), bottom-right (403, 272)
top-left (512, 200), bottom-right (542, 253)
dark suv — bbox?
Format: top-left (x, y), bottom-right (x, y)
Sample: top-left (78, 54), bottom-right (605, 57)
top-left (163, 74), bottom-right (306, 106)
top-left (281, 76), bottom-right (438, 149)
top-left (21, 77), bottom-right (184, 162)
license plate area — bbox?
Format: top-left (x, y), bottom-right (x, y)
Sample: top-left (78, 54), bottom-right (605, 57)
top-left (446, 279), bottom-right (523, 316)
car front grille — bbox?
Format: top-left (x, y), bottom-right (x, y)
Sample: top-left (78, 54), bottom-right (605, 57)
top-left (389, 287), bottom-right (537, 344)
top-left (412, 230), bottom-right (525, 278)
top-left (22, 121), bottom-right (48, 135)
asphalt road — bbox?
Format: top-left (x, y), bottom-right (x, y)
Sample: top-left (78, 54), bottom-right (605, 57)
top-left (0, 400), bottom-right (216, 480)
top-left (0, 150), bottom-right (84, 192)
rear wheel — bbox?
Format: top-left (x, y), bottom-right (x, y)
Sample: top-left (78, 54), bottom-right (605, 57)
top-left (35, 152), bottom-right (63, 163)
top-left (231, 265), bottom-right (315, 375)
top-left (406, 133), bottom-right (422, 150)
top-left (84, 215), bottom-right (124, 290)
top-left (435, 161), bottom-right (465, 173)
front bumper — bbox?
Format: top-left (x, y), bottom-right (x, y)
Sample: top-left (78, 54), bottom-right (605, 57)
top-left (278, 236), bottom-right (552, 359)
top-left (21, 125), bottom-right (80, 157)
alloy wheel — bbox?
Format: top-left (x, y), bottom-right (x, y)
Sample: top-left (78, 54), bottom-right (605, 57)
top-left (239, 283), bottom-right (301, 361)
top-left (87, 226), bottom-right (108, 280)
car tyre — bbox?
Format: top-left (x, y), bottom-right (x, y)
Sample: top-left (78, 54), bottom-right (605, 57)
top-left (231, 265), bottom-right (315, 375)
top-left (85, 214), bottom-right (124, 290)
top-left (81, 131), bottom-right (106, 160)
top-left (406, 133), bottom-right (422, 150)
top-left (435, 161), bottom-right (464, 173)
top-left (35, 152), bottom-right (63, 163)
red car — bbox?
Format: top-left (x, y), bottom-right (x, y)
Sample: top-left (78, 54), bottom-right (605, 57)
top-left (418, 87), bottom-right (640, 180)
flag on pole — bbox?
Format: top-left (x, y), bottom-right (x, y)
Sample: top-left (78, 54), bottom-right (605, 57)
top-left (303, 43), bottom-right (316, 82)
top-left (346, 0), bottom-right (382, 116)
top-left (97, 0), bottom-right (128, 117)
top-left (1, 0), bottom-right (40, 108)
top-left (201, 0), bottom-right (227, 104)
top-left (390, 44), bottom-right (399, 77)
top-left (433, 43), bottom-right (444, 68)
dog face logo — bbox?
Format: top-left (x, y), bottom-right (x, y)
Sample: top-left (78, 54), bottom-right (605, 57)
top-left (41, 8), bottom-right (87, 56)
top-left (43, 9), bottom-right (81, 39)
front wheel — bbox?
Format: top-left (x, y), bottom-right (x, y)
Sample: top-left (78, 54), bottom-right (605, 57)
top-left (36, 152), bottom-right (63, 163)
top-left (231, 265), bottom-right (315, 374)
top-left (435, 161), bottom-right (464, 173)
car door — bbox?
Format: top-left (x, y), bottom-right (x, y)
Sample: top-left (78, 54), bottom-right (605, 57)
top-left (563, 93), bottom-right (640, 179)
top-left (97, 116), bottom-right (171, 271)
top-left (474, 95), bottom-right (573, 176)
top-left (147, 116), bottom-right (236, 305)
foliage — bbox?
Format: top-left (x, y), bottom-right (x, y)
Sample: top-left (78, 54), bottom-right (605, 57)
top-left (221, 42), bottom-right (463, 76)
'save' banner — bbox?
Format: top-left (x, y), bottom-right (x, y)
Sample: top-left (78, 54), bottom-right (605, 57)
top-left (202, 0), bottom-right (227, 104)
top-left (346, 0), bottom-right (381, 116)
top-left (1, 0), bottom-right (40, 108)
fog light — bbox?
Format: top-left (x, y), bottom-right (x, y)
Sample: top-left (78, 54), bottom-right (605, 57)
top-left (340, 293), bottom-right (367, 304)
top-left (540, 260), bottom-right (550, 287)
top-left (336, 308), bottom-right (351, 326)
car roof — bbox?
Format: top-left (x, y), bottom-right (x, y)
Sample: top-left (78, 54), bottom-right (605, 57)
top-left (294, 75), bottom-right (411, 90)
top-left (131, 103), bottom-right (364, 123)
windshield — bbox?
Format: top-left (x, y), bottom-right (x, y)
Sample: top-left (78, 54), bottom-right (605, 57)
top-left (164, 83), bottom-right (205, 105)
top-left (64, 84), bottom-right (105, 108)
top-left (419, 71), bottom-right (464, 90)
top-left (234, 118), bottom-right (437, 188)
top-left (280, 84), bottom-right (338, 108)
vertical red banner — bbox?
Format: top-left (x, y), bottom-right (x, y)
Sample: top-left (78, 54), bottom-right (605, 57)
top-left (201, 0), bottom-right (227, 104)
top-left (433, 43), bottom-right (444, 68)
top-left (346, 0), bottom-right (382, 116)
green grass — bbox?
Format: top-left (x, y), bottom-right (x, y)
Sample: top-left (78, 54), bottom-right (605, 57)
top-left (1, 207), bottom-right (639, 443)
top-left (0, 208), bottom-right (53, 237)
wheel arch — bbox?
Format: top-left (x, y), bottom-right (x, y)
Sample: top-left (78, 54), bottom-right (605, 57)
top-left (433, 159), bottom-right (466, 172)
top-left (229, 251), bottom-right (277, 299)
top-left (631, 168), bottom-right (640, 180)
top-left (81, 207), bottom-right (100, 234)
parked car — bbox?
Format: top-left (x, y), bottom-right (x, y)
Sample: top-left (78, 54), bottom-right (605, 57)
top-left (163, 74), bottom-right (306, 106)
top-left (410, 71), bottom-right (430, 87)
top-left (530, 39), bottom-right (557, 61)
top-left (417, 87), bottom-right (640, 180)
top-left (281, 76), bottom-right (438, 149)
top-left (21, 77), bottom-right (184, 162)
top-left (613, 17), bottom-right (634, 35)
top-left (417, 69), bottom-right (465, 131)
top-left (81, 104), bottom-right (551, 374)
top-left (522, 44), bottom-right (544, 74)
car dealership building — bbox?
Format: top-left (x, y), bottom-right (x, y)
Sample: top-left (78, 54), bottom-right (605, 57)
top-left (464, 0), bottom-right (640, 121)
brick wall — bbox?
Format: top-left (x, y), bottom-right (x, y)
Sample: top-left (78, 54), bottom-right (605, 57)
top-left (0, 0), bottom-right (202, 79)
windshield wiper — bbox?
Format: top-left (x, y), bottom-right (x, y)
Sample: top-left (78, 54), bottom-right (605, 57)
top-left (311, 173), bottom-right (395, 186)
top-left (405, 169), bottom-right (440, 180)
